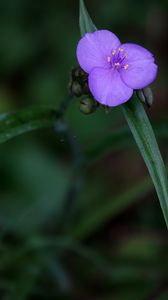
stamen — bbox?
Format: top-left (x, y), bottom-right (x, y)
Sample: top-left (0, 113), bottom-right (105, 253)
top-left (118, 47), bottom-right (124, 52)
top-left (124, 54), bottom-right (128, 58)
top-left (107, 56), bottom-right (111, 63)
top-left (112, 50), bottom-right (116, 55)
top-left (114, 62), bottom-right (120, 67)
top-left (124, 64), bottom-right (129, 70)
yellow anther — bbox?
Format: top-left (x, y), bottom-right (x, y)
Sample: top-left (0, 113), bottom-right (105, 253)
top-left (118, 47), bottom-right (124, 52)
top-left (124, 64), bottom-right (129, 70)
top-left (112, 50), bottom-right (116, 55)
top-left (124, 54), bottom-right (128, 58)
top-left (107, 56), bottom-right (111, 63)
top-left (114, 62), bottom-right (120, 67)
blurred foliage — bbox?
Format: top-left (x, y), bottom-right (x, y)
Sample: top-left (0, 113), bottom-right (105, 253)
top-left (0, 0), bottom-right (168, 299)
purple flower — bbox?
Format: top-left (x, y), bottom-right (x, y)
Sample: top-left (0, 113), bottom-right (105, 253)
top-left (76, 30), bottom-right (158, 107)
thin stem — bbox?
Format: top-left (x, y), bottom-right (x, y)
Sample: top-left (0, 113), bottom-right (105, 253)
top-left (59, 94), bottom-right (73, 116)
top-left (54, 118), bottom-right (85, 228)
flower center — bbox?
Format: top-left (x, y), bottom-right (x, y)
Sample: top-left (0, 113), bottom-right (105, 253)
top-left (107, 47), bottom-right (129, 71)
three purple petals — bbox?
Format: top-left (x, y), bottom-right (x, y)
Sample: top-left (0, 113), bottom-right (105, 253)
top-left (77, 30), bottom-right (158, 107)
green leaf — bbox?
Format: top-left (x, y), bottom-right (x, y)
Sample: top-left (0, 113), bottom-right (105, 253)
top-left (67, 177), bottom-right (152, 239)
top-left (79, 0), bottom-right (97, 36)
top-left (122, 98), bottom-right (168, 227)
top-left (0, 107), bottom-right (60, 144)
top-left (79, 0), bottom-right (168, 227)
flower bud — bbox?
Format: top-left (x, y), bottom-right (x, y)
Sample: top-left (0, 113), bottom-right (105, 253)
top-left (72, 66), bottom-right (86, 79)
top-left (79, 97), bottom-right (98, 114)
top-left (137, 87), bottom-right (154, 108)
top-left (69, 81), bottom-right (83, 97)
top-left (68, 66), bottom-right (90, 97)
top-left (82, 82), bottom-right (90, 95)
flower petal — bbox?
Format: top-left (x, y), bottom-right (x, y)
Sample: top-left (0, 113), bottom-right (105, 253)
top-left (77, 30), bottom-right (121, 73)
top-left (121, 43), bottom-right (155, 62)
top-left (120, 43), bottom-right (158, 89)
top-left (88, 68), bottom-right (133, 107)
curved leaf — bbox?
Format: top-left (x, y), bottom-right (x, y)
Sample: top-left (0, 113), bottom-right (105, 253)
top-left (0, 107), bottom-right (60, 144)
top-left (122, 98), bottom-right (168, 226)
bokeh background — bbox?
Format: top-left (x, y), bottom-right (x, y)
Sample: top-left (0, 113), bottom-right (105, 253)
top-left (0, 0), bottom-right (168, 299)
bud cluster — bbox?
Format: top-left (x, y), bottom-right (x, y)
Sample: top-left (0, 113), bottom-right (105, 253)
top-left (136, 87), bottom-right (154, 108)
top-left (68, 66), bottom-right (99, 114)
top-left (68, 66), bottom-right (90, 97)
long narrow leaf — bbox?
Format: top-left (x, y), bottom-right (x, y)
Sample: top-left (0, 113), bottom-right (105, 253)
top-left (122, 98), bottom-right (168, 225)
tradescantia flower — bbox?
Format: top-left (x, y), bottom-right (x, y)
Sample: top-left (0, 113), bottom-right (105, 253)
top-left (76, 30), bottom-right (158, 107)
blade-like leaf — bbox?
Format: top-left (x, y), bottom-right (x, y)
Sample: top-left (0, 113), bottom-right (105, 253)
top-left (79, 0), bottom-right (97, 36)
top-left (0, 107), bottom-right (60, 144)
top-left (79, 0), bottom-right (168, 227)
top-left (122, 98), bottom-right (168, 225)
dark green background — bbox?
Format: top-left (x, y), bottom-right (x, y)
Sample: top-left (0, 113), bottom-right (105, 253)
top-left (0, 0), bottom-right (168, 299)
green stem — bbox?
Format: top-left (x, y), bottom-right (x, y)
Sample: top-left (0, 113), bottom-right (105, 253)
top-left (122, 97), bottom-right (168, 227)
